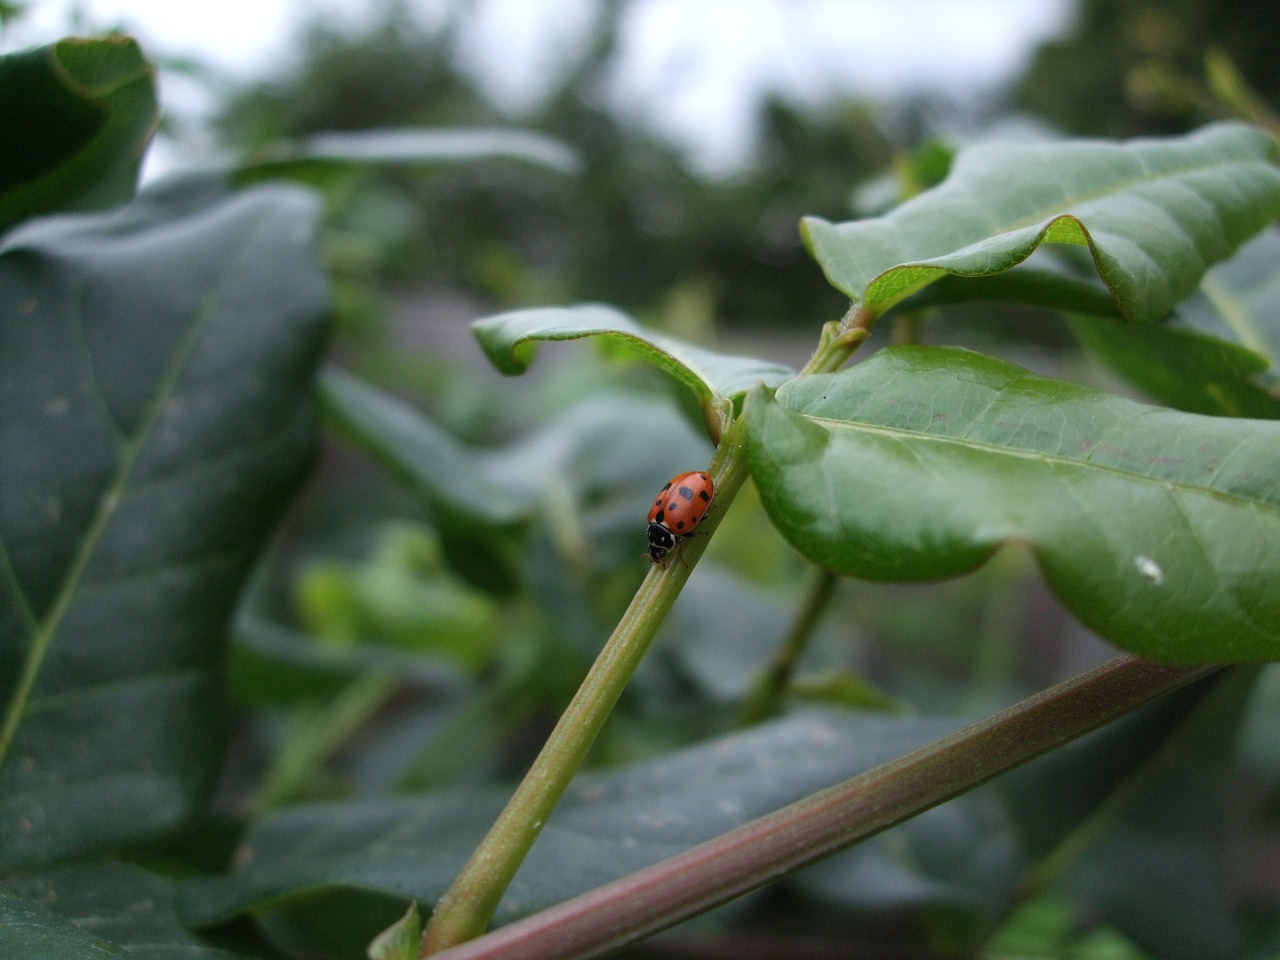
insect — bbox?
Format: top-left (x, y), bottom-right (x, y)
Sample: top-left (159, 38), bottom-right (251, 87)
top-left (646, 470), bottom-right (714, 566)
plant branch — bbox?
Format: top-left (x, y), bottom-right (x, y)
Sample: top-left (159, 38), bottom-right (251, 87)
top-left (420, 308), bottom-right (875, 953)
top-left (419, 419), bottom-right (753, 954)
top-left (427, 656), bottom-right (1217, 960)
top-left (738, 568), bottom-right (838, 724)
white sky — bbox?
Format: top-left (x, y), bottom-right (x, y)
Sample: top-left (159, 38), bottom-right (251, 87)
top-left (5, 0), bottom-right (1072, 171)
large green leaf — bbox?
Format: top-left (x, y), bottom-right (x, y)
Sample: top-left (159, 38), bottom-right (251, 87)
top-left (0, 37), bottom-right (158, 232)
top-left (472, 304), bottom-right (795, 414)
top-left (0, 176), bottom-right (331, 869)
top-left (744, 346), bottom-right (1280, 663)
top-left (803, 122), bottom-right (1280, 322)
top-left (2, 864), bottom-right (258, 959)
top-left (177, 710), bottom-right (961, 939)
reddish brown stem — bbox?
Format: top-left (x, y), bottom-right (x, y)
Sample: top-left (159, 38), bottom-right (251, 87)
top-left (429, 656), bottom-right (1215, 960)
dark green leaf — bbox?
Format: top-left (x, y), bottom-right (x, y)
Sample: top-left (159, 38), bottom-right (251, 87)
top-left (744, 346), bottom-right (1280, 663)
top-left (178, 710), bottom-right (960, 935)
top-left (231, 615), bottom-right (462, 706)
top-left (0, 889), bottom-right (127, 959)
top-left (320, 366), bottom-right (530, 528)
top-left (472, 304), bottom-right (795, 410)
top-left (0, 37), bottom-right (158, 232)
top-left (0, 176), bottom-right (331, 868)
top-left (786, 794), bottom-right (1021, 938)
top-left (1071, 228), bottom-right (1280, 417)
top-left (1070, 315), bottom-right (1280, 418)
top-left (999, 669), bottom-right (1254, 960)
top-left (803, 123), bottom-right (1280, 322)
top-left (3, 863), bottom-right (258, 959)
top-left (1182, 228), bottom-right (1280, 381)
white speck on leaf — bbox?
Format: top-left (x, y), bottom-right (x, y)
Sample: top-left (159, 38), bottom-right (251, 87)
top-left (1135, 555), bottom-right (1163, 585)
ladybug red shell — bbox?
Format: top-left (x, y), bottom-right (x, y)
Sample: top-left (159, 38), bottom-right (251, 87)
top-left (647, 470), bottom-right (714, 565)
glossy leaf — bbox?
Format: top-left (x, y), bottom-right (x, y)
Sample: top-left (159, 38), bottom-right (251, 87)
top-left (3, 864), bottom-right (257, 959)
top-left (744, 345), bottom-right (1280, 663)
top-left (803, 122), bottom-right (1280, 322)
top-left (472, 303), bottom-right (795, 409)
top-left (0, 177), bottom-right (330, 869)
top-left (0, 37), bottom-right (158, 232)
top-left (178, 710), bottom-right (960, 934)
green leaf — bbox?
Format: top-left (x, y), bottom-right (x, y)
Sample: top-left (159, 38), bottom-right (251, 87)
top-left (177, 710), bottom-right (960, 937)
top-left (240, 127), bottom-right (579, 178)
top-left (230, 614), bottom-right (462, 706)
top-left (369, 902), bottom-right (422, 960)
top-left (1070, 228), bottom-right (1280, 417)
top-left (0, 176), bottom-right (331, 869)
top-left (784, 794), bottom-right (1021, 944)
top-left (743, 345), bottom-right (1280, 663)
top-left (320, 366), bottom-right (530, 528)
top-left (3, 863), bottom-right (258, 959)
top-left (0, 37), bottom-right (158, 232)
top-left (999, 669), bottom-right (1255, 960)
top-left (0, 889), bottom-right (127, 959)
top-left (1177, 228), bottom-right (1280, 378)
top-left (802, 122), bottom-right (1280, 322)
top-left (472, 303), bottom-right (795, 409)
top-left (1070, 315), bottom-right (1280, 418)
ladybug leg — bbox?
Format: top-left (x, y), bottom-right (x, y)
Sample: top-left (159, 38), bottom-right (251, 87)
top-left (673, 538), bottom-right (689, 568)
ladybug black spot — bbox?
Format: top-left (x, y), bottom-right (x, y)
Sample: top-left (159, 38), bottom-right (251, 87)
top-left (677, 485), bottom-right (694, 500)
top-left (676, 520), bottom-right (686, 530)
top-left (698, 491), bottom-right (710, 502)
top-left (653, 508), bottom-right (665, 524)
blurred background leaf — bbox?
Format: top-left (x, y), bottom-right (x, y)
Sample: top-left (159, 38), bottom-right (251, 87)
top-left (0, 175), bottom-right (330, 870)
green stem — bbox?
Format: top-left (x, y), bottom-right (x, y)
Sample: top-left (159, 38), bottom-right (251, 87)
top-left (420, 419), bottom-right (752, 954)
top-left (738, 569), bottom-right (838, 725)
top-left (425, 657), bottom-right (1217, 960)
top-left (420, 306), bottom-right (874, 954)
top-left (254, 673), bottom-right (397, 813)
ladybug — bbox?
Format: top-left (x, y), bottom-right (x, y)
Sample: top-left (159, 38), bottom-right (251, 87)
top-left (647, 470), bottom-right (714, 566)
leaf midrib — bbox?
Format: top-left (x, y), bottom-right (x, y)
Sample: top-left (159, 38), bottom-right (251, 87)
top-left (0, 209), bottom-right (274, 769)
top-left (798, 411), bottom-right (1277, 513)
top-left (933, 143), bottom-right (1265, 241)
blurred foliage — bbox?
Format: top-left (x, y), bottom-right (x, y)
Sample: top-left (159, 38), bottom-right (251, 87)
top-left (1014, 0), bottom-right (1280, 136)
top-left (8, 3), bottom-right (1266, 957)
top-left (216, 0), bottom-right (882, 331)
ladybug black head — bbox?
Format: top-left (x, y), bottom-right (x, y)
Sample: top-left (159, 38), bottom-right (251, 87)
top-left (647, 521), bottom-right (676, 563)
